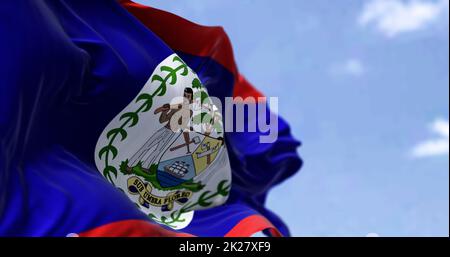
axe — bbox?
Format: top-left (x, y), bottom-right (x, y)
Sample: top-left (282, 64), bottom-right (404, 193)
top-left (170, 136), bottom-right (201, 152)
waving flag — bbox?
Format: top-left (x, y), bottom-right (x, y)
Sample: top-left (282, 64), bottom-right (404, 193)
top-left (0, 0), bottom-right (302, 237)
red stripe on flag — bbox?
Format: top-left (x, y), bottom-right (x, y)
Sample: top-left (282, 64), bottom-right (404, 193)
top-left (224, 215), bottom-right (282, 237)
top-left (234, 74), bottom-right (265, 101)
top-left (120, 0), bottom-right (265, 101)
top-left (120, 0), bottom-right (237, 76)
top-left (78, 219), bottom-right (193, 237)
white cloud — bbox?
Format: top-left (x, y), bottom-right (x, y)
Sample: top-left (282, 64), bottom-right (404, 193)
top-left (330, 58), bottom-right (365, 77)
top-left (359, 0), bottom-right (449, 38)
top-left (411, 119), bottom-right (449, 158)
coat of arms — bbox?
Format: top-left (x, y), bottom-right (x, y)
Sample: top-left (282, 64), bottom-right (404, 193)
top-left (94, 54), bottom-right (231, 229)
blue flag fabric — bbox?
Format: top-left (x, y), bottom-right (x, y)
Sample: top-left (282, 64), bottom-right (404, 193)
top-left (0, 0), bottom-right (302, 237)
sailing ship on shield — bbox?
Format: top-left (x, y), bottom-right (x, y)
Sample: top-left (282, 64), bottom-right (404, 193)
top-left (155, 132), bottom-right (224, 187)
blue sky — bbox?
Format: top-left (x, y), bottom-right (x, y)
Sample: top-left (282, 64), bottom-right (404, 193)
top-left (137, 0), bottom-right (449, 236)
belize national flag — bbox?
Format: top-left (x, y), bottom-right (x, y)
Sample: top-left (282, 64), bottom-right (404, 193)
top-left (0, 0), bottom-right (302, 237)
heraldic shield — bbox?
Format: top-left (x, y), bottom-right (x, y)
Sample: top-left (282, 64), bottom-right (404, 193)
top-left (156, 132), bottom-right (225, 188)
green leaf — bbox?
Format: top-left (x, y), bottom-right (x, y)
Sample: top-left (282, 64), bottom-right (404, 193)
top-left (192, 78), bottom-right (203, 89)
top-left (173, 56), bottom-right (188, 76)
top-left (103, 166), bottom-right (117, 183)
top-left (194, 91), bottom-right (210, 105)
top-left (198, 191), bottom-right (212, 207)
top-left (151, 74), bottom-right (164, 83)
top-left (161, 66), bottom-right (177, 85)
top-left (180, 205), bottom-right (192, 214)
top-left (136, 93), bottom-right (153, 112)
top-left (201, 113), bottom-right (213, 124)
top-left (104, 165), bottom-right (118, 177)
top-left (179, 66), bottom-right (188, 76)
top-left (119, 160), bottom-right (130, 175)
top-left (217, 180), bottom-right (230, 197)
top-left (120, 112), bottom-right (139, 127)
top-left (177, 64), bottom-right (188, 76)
top-left (98, 145), bottom-right (118, 160)
top-left (193, 112), bottom-right (213, 125)
top-left (152, 83), bottom-right (167, 96)
top-left (149, 164), bottom-right (158, 175)
top-left (170, 211), bottom-right (185, 223)
top-left (200, 91), bottom-right (209, 104)
top-left (104, 172), bottom-right (114, 185)
top-left (192, 112), bottom-right (206, 124)
top-left (180, 181), bottom-right (205, 192)
top-left (107, 128), bottom-right (127, 141)
top-left (173, 56), bottom-right (185, 66)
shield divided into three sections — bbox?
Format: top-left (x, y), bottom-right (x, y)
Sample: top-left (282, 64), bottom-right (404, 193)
top-left (156, 131), bottom-right (223, 188)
